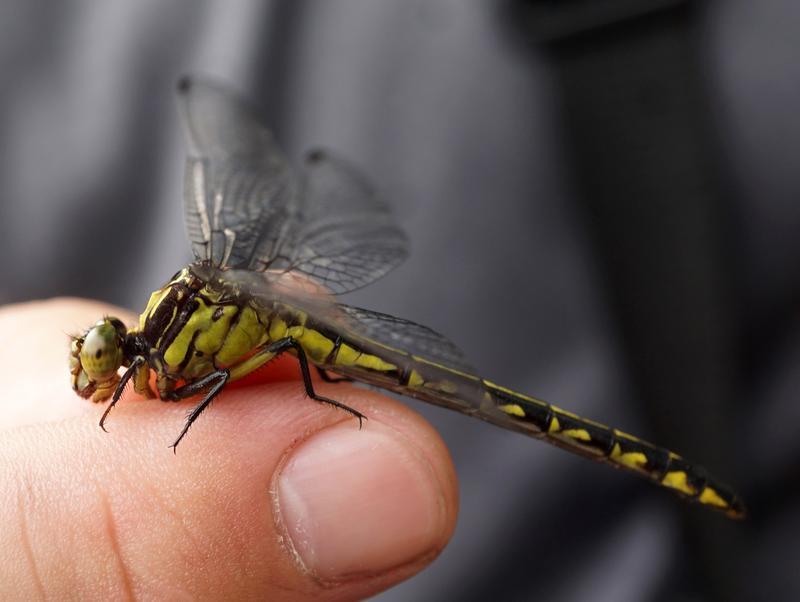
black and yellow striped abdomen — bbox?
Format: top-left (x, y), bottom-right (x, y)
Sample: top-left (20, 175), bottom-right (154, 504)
top-left (302, 325), bottom-right (746, 519)
top-left (485, 384), bottom-right (745, 518)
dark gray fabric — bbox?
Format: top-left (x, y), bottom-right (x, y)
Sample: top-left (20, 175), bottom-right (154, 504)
top-left (1, 1), bottom-right (797, 600)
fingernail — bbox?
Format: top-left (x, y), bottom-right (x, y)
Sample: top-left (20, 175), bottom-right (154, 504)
top-left (275, 421), bottom-right (446, 580)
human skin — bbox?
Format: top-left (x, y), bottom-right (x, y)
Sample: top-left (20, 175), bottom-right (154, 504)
top-left (0, 299), bottom-right (459, 600)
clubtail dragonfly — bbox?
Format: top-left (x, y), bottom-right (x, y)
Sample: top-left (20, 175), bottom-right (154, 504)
top-left (68, 76), bottom-right (745, 519)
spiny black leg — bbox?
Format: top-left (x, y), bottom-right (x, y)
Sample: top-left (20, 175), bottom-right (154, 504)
top-left (271, 337), bottom-right (365, 427)
top-left (99, 356), bottom-right (144, 432)
top-left (167, 337), bottom-right (364, 450)
top-left (166, 369), bottom-right (229, 400)
top-left (315, 367), bottom-right (352, 384)
top-left (169, 369), bottom-right (229, 452)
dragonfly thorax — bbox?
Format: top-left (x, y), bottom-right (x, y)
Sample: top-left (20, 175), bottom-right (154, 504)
top-left (137, 267), bottom-right (277, 383)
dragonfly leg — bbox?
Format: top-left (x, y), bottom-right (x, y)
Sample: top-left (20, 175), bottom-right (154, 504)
top-left (270, 337), bottom-right (365, 427)
top-left (168, 369), bottom-right (230, 451)
top-left (168, 336), bottom-right (365, 450)
top-left (167, 340), bottom-right (281, 450)
top-left (315, 367), bottom-right (352, 384)
top-left (99, 356), bottom-right (146, 432)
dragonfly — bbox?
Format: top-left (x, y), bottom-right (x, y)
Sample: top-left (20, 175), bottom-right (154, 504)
top-left (68, 76), bottom-right (745, 519)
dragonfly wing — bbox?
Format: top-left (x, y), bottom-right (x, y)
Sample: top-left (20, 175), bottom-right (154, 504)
top-left (276, 149), bottom-right (409, 294)
top-left (333, 305), bottom-right (475, 374)
top-left (221, 265), bottom-right (473, 373)
top-left (178, 78), bottom-right (407, 294)
top-left (178, 76), bottom-right (296, 268)
top-left (323, 302), bottom-right (506, 418)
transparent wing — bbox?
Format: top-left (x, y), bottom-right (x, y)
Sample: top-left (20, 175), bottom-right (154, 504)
top-left (178, 77), bottom-right (408, 293)
top-left (217, 265), bottom-right (473, 373)
top-left (178, 76), bottom-right (295, 268)
top-left (333, 305), bottom-right (475, 374)
top-left (270, 149), bottom-right (409, 294)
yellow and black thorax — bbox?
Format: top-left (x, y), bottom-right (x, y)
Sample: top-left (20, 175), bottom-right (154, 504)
top-left (137, 267), bottom-right (273, 382)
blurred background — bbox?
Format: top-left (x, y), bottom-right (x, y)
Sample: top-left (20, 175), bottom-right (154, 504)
top-left (1, 1), bottom-right (798, 600)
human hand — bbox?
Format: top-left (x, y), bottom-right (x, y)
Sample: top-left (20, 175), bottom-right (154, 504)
top-left (0, 299), bottom-right (458, 599)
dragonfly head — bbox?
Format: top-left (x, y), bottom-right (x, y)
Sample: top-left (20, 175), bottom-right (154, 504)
top-left (69, 317), bottom-right (127, 401)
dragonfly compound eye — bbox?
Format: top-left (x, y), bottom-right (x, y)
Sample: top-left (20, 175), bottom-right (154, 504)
top-left (78, 319), bottom-right (125, 383)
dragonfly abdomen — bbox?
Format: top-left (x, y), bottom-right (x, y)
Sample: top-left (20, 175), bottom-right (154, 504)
top-left (485, 382), bottom-right (746, 519)
top-left (313, 330), bottom-right (746, 520)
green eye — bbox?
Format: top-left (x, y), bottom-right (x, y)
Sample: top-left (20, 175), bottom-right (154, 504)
top-left (79, 321), bottom-right (124, 381)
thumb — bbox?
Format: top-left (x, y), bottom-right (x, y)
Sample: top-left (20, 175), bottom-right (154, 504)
top-left (0, 300), bottom-right (458, 599)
